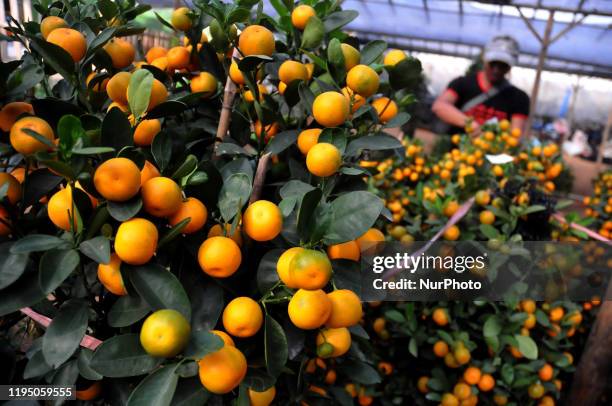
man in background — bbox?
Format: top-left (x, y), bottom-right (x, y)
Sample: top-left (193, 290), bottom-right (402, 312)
top-left (432, 36), bottom-right (530, 136)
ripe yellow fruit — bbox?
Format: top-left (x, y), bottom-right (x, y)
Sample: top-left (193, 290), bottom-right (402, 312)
top-left (103, 37), bottom-right (136, 69)
top-left (238, 25), bottom-right (275, 56)
top-left (93, 157), bottom-right (141, 202)
top-left (198, 346), bottom-right (247, 394)
top-left (384, 49), bottom-right (406, 66)
top-left (46, 28), bottom-right (86, 62)
top-left (141, 177), bottom-right (182, 217)
top-left (288, 289), bottom-right (331, 329)
top-left (145, 46), bottom-right (167, 64)
top-left (208, 223), bottom-right (243, 246)
top-left (229, 61), bottom-right (245, 85)
top-left (297, 128), bottom-right (322, 155)
top-left (133, 119), bottom-right (161, 146)
top-left (278, 60), bottom-right (309, 84)
top-left (0, 173), bottom-right (21, 205)
top-left (243, 83), bottom-right (267, 103)
top-left (147, 79), bottom-right (168, 111)
top-left (9, 116), bottom-right (55, 155)
top-left (222, 297), bottom-right (263, 337)
top-left (371, 97), bottom-right (398, 123)
top-left (140, 160), bottom-right (160, 185)
top-left (327, 240), bottom-right (360, 261)
top-left (479, 210), bottom-right (495, 225)
top-left (443, 225), bottom-right (460, 241)
top-left (97, 253), bottom-right (127, 296)
top-left (0, 205), bottom-right (10, 236)
top-left (289, 249), bottom-right (332, 290)
top-left (248, 386), bottom-right (276, 406)
top-left (140, 309), bottom-right (191, 357)
top-left (86, 72), bottom-right (109, 93)
top-left (114, 218), bottom-right (158, 265)
top-left (475, 190), bottom-right (491, 206)
top-left (291, 5), bottom-right (316, 30)
top-left (211, 329), bottom-right (235, 347)
top-left (356, 228), bottom-right (385, 252)
top-left (326, 289), bottom-right (362, 328)
top-left (277, 247), bottom-right (304, 288)
top-left (166, 46), bottom-right (190, 71)
top-left (346, 65), bottom-right (379, 97)
top-left (190, 72), bottom-right (217, 98)
top-left (306, 142), bottom-right (341, 177)
top-left (198, 236), bottom-right (242, 278)
top-left (40, 16), bottom-right (68, 39)
top-left (151, 56), bottom-right (168, 71)
top-left (47, 186), bottom-right (80, 231)
top-left (243, 200), bottom-right (283, 241)
top-left (312, 91), bottom-right (349, 127)
top-left (107, 72), bottom-right (131, 104)
top-left (432, 308), bottom-right (449, 325)
top-left (340, 43), bottom-right (361, 71)
top-left (316, 327), bottom-right (351, 358)
top-left (0, 102), bottom-right (34, 132)
top-left (169, 197), bottom-right (208, 234)
top-left (341, 86), bottom-right (366, 113)
top-left (171, 7), bottom-right (192, 31)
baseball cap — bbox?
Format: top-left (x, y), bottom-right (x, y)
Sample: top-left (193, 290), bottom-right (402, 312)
top-left (483, 36), bottom-right (519, 67)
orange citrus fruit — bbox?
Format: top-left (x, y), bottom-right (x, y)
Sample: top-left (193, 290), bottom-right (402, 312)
top-left (356, 228), bottom-right (385, 252)
top-left (145, 46), bottom-right (167, 64)
top-left (316, 327), bottom-right (351, 358)
top-left (276, 247), bottom-right (304, 288)
top-left (243, 200), bottom-right (283, 241)
top-left (40, 16), bottom-right (68, 39)
top-left (107, 72), bottom-right (131, 104)
top-left (93, 157), bottom-right (141, 202)
top-left (341, 43), bottom-right (361, 71)
top-left (97, 253), bottom-right (127, 295)
top-left (75, 381), bottom-right (101, 401)
top-left (238, 25), bottom-right (275, 56)
top-left (141, 176), bottom-right (182, 217)
top-left (384, 49), bottom-right (406, 66)
top-left (327, 240), bottom-right (360, 261)
top-left (0, 102), bottom-right (34, 131)
top-left (291, 5), bottom-right (316, 30)
top-left (114, 218), bottom-right (158, 265)
top-left (47, 186), bottom-right (80, 231)
top-left (168, 197), bottom-right (208, 234)
top-left (306, 142), bottom-right (341, 177)
top-left (103, 37), bottom-right (135, 69)
top-left (171, 7), bottom-right (192, 31)
top-left (198, 236), bottom-right (242, 278)
top-left (211, 329), bottom-right (235, 347)
top-left (297, 128), bottom-right (322, 155)
top-left (0, 173), bottom-right (21, 205)
top-left (198, 346), bottom-right (247, 394)
top-left (248, 386), bottom-right (276, 406)
top-left (371, 97), bottom-right (398, 123)
top-left (167, 46), bottom-right (190, 71)
top-left (289, 249), bottom-right (332, 290)
top-left (341, 86), bottom-right (366, 113)
top-left (326, 289), bottom-right (362, 328)
top-left (278, 60), bottom-right (308, 84)
top-left (47, 28), bottom-right (86, 62)
top-left (190, 72), bottom-right (217, 98)
top-left (140, 160), bottom-right (160, 185)
top-left (140, 309), bottom-right (191, 357)
top-left (0, 206), bottom-right (11, 236)
top-left (133, 118), bottom-right (161, 146)
top-left (208, 223), bottom-right (243, 246)
top-left (346, 65), bottom-right (379, 97)
top-left (288, 288), bottom-right (331, 329)
top-left (9, 116), bottom-right (55, 155)
top-left (222, 296), bottom-right (263, 337)
top-left (312, 91), bottom-right (349, 127)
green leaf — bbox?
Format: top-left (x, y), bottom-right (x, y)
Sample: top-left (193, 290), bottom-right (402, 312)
top-left (243, 368), bottom-right (276, 391)
top-left (184, 331), bottom-right (224, 359)
top-left (72, 147), bottom-right (116, 155)
top-left (387, 57), bottom-right (422, 91)
top-left (57, 115), bottom-right (85, 152)
top-left (256, 249), bottom-right (282, 294)
top-left (24, 350), bottom-right (53, 379)
top-left (324, 191), bottom-right (384, 244)
top-left (238, 55), bottom-right (274, 72)
top-left (409, 338), bottom-right (418, 357)
top-left (90, 334), bottom-right (160, 378)
top-left (299, 82), bottom-right (315, 115)
top-left (22, 128), bottom-right (56, 149)
top-left (301, 16), bottom-right (325, 49)
top-left (108, 294), bottom-right (151, 328)
top-left (42, 299), bottom-right (89, 368)
top-left (128, 69), bottom-right (154, 120)
top-left (0, 242), bottom-right (29, 290)
top-left (171, 377), bottom-right (210, 405)
top-left (323, 10), bottom-right (359, 32)
top-left (152, 130), bottom-right (172, 171)
top-left (77, 348), bottom-right (103, 381)
top-left (6, 62), bottom-right (44, 96)
top-left (107, 196), bottom-right (143, 222)
top-left (337, 360), bottom-right (381, 384)
top-left (265, 315), bottom-right (288, 377)
top-left (360, 40), bottom-right (387, 65)
top-left (327, 38), bottom-right (345, 83)
top-left (345, 135), bottom-right (402, 156)
top-left (39, 249), bottom-right (80, 294)
top-left (501, 363), bottom-right (514, 385)
top-left (383, 112), bottom-right (411, 128)
top-left (79, 236), bottom-right (111, 264)
top-left (480, 224), bottom-right (500, 240)
top-left (147, 101), bottom-right (188, 119)
top-left (0, 272), bottom-right (46, 316)
top-left (128, 263), bottom-right (192, 321)
top-left (171, 155), bottom-right (198, 182)
top-left (384, 309), bottom-right (405, 323)
top-left (102, 107), bottom-right (133, 151)
top-left (218, 173), bottom-right (252, 223)
top-left (483, 315), bottom-right (502, 337)
top-left (514, 335), bottom-right (538, 360)
top-left (29, 37), bottom-right (75, 82)
top-left (297, 188), bottom-right (323, 241)
top-left (127, 363), bottom-right (180, 406)
top-left (98, 0), bottom-right (119, 20)
top-left (264, 130), bottom-right (298, 155)
top-left (188, 282), bottom-right (224, 332)
top-left (158, 218), bottom-right (191, 248)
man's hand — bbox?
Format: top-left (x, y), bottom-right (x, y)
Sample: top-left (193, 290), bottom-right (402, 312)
top-left (466, 120), bottom-right (481, 137)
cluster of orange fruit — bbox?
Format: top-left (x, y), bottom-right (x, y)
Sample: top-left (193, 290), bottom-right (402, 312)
top-left (582, 170), bottom-right (612, 237)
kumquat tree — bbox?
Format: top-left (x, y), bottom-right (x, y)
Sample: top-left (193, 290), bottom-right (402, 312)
top-left (1, 1), bottom-right (611, 406)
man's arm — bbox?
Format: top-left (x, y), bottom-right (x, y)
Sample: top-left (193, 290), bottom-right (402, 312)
top-left (432, 90), bottom-right (479, 134)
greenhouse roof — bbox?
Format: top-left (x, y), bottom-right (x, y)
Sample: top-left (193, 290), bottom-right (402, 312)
top-left (341, 0), bottom-right (612, 77)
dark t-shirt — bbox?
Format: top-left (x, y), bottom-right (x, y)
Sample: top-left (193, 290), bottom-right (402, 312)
top-left (445, 71), bottom-right (530, 134)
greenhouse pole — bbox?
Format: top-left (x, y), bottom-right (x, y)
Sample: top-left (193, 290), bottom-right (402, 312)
top-left (524, 11), bottom-right (555, 139)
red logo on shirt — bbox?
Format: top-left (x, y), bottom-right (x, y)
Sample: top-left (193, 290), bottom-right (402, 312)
top-left (465, 104), bottom-right (508, 124)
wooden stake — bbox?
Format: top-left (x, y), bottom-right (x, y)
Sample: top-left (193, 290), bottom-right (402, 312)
top-left (214, 49), bottom-right (239, 155)
top-left (250, 153), bottom-right (271, 204)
